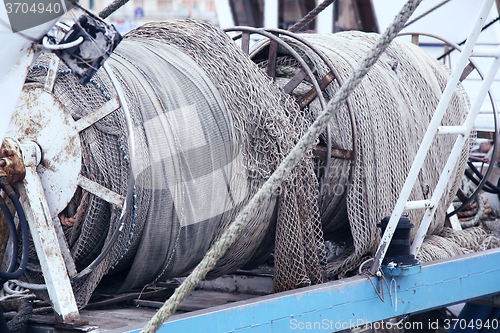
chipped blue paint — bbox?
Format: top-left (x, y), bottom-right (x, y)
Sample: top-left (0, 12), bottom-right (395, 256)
top-left (125, 248), bottom-right (500, 333)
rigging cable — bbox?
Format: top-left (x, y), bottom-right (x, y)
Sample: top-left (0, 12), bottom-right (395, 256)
top-left (404, 0), bottom-right (451, 28)
top-left (0, 177), bottom-right (30, 333)
top-left (0, 179), bottom-right (29, 281)
top-left (437, 16), bottom-right (500, 61)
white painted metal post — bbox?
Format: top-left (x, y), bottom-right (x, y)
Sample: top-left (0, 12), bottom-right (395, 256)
top-left (213, 0), bottom-right (235, 29)
top-left (18, 166), bottom-right (79, 322)
top-left (0, 17), bottom-right (60, 144)
top-left (411, 44), bottom-right (500, 255)
top-left (369, 0), bottom-right (496, 274)
top-left (447, 205), bottom-right (462, 231)
top-left (404, 199), bottom-right (434, 211)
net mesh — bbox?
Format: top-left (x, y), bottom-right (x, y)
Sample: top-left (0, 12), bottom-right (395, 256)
top-left (124, 19), bottom-right (326, 294)
top-left (250, 31), bottom-right (477, 278)
top-left (23, 19), bottom-right (324, 306)
top-left (17, 21), bottom-right (500, 308)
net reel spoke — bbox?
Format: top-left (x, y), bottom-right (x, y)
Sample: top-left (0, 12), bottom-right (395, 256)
top-left (76, 174), bottom-right (125, 209)
top-left (74, 97), bottom-right (121, 132)
top-left (241, 32), bottom-right (250, 54)
top-left (267, 39), bottom-right (279, 79)
top-left (283, 69), bottom-right (307, 94)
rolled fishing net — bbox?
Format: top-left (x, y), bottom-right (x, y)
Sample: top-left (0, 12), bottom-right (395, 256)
top-left (17, 20), bottom-right (497, 308)
top-left (23, 19), bottom-right (324, 306)
top-left (250, 31), bottom-right (480, 278)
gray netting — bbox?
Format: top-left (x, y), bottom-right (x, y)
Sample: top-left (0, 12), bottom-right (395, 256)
top-left (19, 20), bottom-right (499, 309)
top-left (23, 19), bottom-right (324, 306)
top-left (417, 227), bottom-right (500, 262)
top-left (251, 31), bottom-right (475, 277)
top-left (124, 19), bottom-right (326, 293)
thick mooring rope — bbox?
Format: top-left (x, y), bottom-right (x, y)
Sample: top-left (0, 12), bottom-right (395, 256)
top-left (288, 0), bottom-right (337, 33)
top-left (140, 0), bottom-right (423, 331)
top-left (98, 0), bottom-right (130, 19)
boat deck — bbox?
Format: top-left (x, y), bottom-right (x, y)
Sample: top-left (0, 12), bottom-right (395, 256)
top-left (22, 248), bottom-right (500, 332)
top-left (25, 270), bottom-right (274, 332)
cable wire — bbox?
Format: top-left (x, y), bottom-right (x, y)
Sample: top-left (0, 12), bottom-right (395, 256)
top-left (0, 197), bottom-right (18, 281)
top-left (404, 0), bottom-right (451, 28)
top-left (0, 179), bottom-right (29, 281)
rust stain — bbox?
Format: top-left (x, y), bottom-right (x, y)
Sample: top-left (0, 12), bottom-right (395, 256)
top-left (0, 138), bottom-right (26, 184)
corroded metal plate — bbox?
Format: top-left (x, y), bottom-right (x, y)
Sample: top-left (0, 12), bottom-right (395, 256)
top-left (6, 87), bottom-right (81, 218)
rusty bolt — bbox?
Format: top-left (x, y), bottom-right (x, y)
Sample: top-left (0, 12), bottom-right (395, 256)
top-left (0, 139), bottom-right (26, 184)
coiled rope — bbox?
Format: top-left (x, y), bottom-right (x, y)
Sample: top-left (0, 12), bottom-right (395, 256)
top-left (140, 0), bottom-right (423, 331)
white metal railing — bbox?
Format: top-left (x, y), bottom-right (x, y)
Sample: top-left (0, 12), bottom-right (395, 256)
top-left (370, 0), bottom-right (500, 274)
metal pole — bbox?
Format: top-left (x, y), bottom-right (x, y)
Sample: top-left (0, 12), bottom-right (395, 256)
top-left (369, 0), bottom-right (496, 275)
top-left (412, 44), bottom-right (500, 255)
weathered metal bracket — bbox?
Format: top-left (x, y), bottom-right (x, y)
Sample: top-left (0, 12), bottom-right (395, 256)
top-left (17, 164), bottom-right (79, 322)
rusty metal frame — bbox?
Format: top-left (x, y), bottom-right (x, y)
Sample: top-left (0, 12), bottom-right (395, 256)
top-left (399, 32), bottom-right (499, 218)
top-left (264, 28), bottom-right (357, 185)
top-left (224, 27), bottom-right (333, 189)
top-left (224, 27), bottom-right (357, 197)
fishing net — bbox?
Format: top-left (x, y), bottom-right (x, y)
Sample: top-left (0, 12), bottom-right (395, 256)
top-left (15, 20), bottom-right (499, 309)
top-left (418, 227), bottom-right (500, 262)
top-left (124, 19), bottom-right (326, 293)
top-left (250, 31), bottom-right (479, 278)
top-left (21, 19), bottom-right (324, 306)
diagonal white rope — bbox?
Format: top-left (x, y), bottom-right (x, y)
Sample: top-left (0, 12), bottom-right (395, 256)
top-left (140, 0), bottom-right (422, 331)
